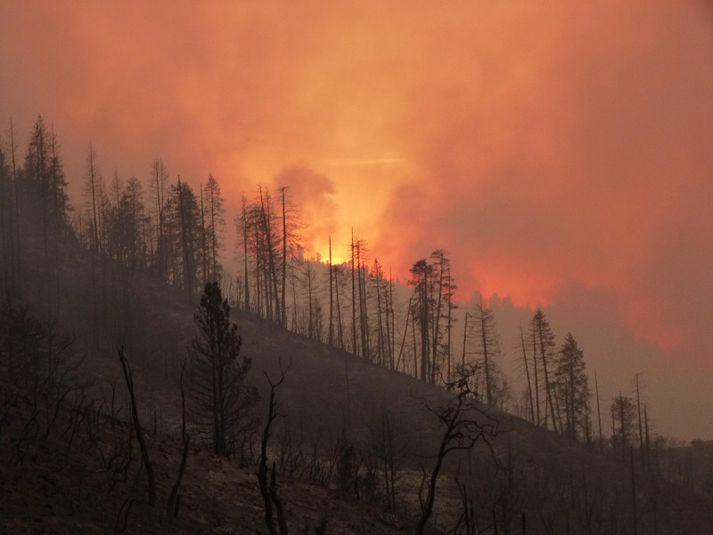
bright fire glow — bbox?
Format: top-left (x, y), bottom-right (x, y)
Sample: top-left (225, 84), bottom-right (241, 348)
top-left (1, 0), bottom-right (713, 369)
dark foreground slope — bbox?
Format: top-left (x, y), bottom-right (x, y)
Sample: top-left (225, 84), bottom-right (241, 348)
top-left (0, 385), bottom-right (406, 534)
top-left (2, 241), bottom-right (712, 534)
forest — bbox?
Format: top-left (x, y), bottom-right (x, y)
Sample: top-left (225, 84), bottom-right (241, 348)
top-left (1, 117), bottom-right (711, 533)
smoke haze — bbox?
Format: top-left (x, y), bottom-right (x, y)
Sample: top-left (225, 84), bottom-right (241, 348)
top-left (2, 0), bottom-right (712, 438)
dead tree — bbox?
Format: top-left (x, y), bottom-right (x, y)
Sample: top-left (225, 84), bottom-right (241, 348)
top-left (519, 322), bottom-right (535, 423)
top-left (416, 370), bottom-right (499, 535)
top-left (166, 435), bottom-right (191, 519)
top-left (630, 446), bottom-right (638, 535)
top-left (258, 360), bottom-right (291, 535)
top-left (280, 187), bottom-right (288, 327)
top-left (594, 370), bottom-right (603, 453)
top-left (350, 230), bottom-right (358, 356)
top-left (356, 239), bottom-right (370, 360)
top-left (180, 357), bottom-right (187, 444)
top-left (117, 346), bottom-right (156, 507)
top-left (241, 195), bottom-right (250, 311)
top-left (532, 309), bottom-right (557, 431)
top-left (328, 235), bottom-right (334, 346)
top-left (474, 298), bottom-right (499, 405)
top-left (334, 263), bottom-right (345, 350)
top-left (452, 472), bottom-right (478, 535)
top-left (396, 296), bottom-right (414, 373)
top-left (430, 250), bottom-right (446, 384)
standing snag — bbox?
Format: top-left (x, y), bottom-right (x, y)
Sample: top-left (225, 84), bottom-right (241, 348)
top-left (416, 368), bottom-right (499, 535)
top-left (117, 346), bottom-right (156, 507)
top-left (257, 360), bottom-right (291, 535)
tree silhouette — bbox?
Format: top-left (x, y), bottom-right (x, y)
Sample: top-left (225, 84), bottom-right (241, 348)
top-left (189, 282), bottom-right (258, 456)
top-left (203, 174), bottom-right (225, 282)
top-left (531, 308), bottom-right (557, 430)
top-left (409, 259), bottom-right (432, 382)
top-left (554, 333), bottom-right (590, 441)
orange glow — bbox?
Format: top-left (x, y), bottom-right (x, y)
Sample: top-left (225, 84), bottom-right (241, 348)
top-left (2, 0), bottom-right (713, 367)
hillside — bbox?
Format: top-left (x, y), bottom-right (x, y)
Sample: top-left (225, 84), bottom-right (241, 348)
top-left (0, 386), bottom-right (407, 534)
top-left (1, 239), bottom-right (711, 534)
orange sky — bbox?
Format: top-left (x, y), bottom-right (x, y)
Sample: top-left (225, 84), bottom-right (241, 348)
top-left (2, 1), bottom-right (713, 436)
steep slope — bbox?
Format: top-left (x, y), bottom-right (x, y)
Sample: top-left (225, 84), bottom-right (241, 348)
top-left (5, 240), bottom-right (713, 534)
top-left (0, 382), bottom-right (408, 534)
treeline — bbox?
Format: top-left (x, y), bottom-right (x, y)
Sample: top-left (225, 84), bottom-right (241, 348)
top-left (0, 115), bottom-right (675, 479)
top-left (78, 148), bottom-right (226, 301)
top-left (0, 117), bottom-right (226, 306)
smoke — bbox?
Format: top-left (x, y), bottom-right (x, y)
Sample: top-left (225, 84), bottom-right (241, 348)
top-left (2, 1), bottom-right (713, 436)
top-left (273, 164), bottom-right (337, 257)
top-left (378, 1), bottom-right (713, 361)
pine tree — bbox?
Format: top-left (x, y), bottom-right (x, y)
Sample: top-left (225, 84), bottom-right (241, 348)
top-left (24, 117), bottom-right (51, 252)
top-left (409, 259), bottom-right (432, 382)
top-left (189, 282), bottom-right (258, 456)
top-left (109, 177), bottom-right (147, 269)
top-left (531, 308), bottom-right (558, 431)
top-left (203, 174), bottom-right (225, 282)
top-left (611, 394), bottom-right (638, 458)
top-left (554, 333), bottom-right (590, 441)
top-left (168, 178), bottom-right (201, 300)
top-left (82, 143), bottom-right (103, 252)
top-left (47, 129), bottom-right (71, 234)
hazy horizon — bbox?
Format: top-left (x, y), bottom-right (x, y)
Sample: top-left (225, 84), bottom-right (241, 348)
top-left (2, 0), bottom-right (712, 440)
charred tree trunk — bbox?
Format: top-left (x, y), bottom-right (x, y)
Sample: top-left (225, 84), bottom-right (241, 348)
top-left (241, 196), bottom-right (250, 312)
top-left (280, 187), bottom-right (287, 327)
top-left (520, 323), bottom-right (535, 423)
top-left (328, 235), bottom-right (334, 346)
top-left (595, 370), bottom-right (603, 453)
top-left (350, 231), bottom-right (358, 357)
top-left (258, 363), bottom-right (290, 535)
top-left (118, 347), bottom-right (156, 507)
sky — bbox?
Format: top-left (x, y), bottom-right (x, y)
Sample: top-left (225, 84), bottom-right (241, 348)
top-left (1, 1), bottom-right (712, 439)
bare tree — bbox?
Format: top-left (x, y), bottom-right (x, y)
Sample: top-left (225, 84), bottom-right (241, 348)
top-left (257, 360), bottom-right (291, 535)
top-left (350, 230), bottom-right (358, 357)
top-left (280, 187), bottom-right (288, 327)
top-left (240, 195), bottom-right (250, 311)
top-left (518, 322), bottom-right (535, 423)
top-left (150, 158), bottom-right (169, 280)
top-left (472, 297), bottom-right (502, 406)
top-left (531, 308), bottom-right (557, 431)
top-left (611, 394), bottom-right (637, 458)
top-left (594, 370), bottom-right (604, 453)
top-left (415, 369), bottom-right (498, 535)
top-left (117, 346), bottom-right (156, 507)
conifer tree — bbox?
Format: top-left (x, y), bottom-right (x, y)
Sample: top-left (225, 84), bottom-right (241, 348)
top-left (169, 178), bottom-right (200, 300)
top-left (554, 333), bottom-right (590, 441)
top-left (409, 259), bottom-right (432, 382)
top-left (0, 145), bottom-right (12, 292)
top-left (473, 298), bottom-right (501, 405)
top-left (203, 174), bottom-right (225, 282)
top-left (611, 394), bottom-right (638, 458)
top-left (531, 308), bottom-right (557, 431)
top-left (189, 282), bottom-right (258, 456)
top-left (82, 143), bottom-right (103, 252)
